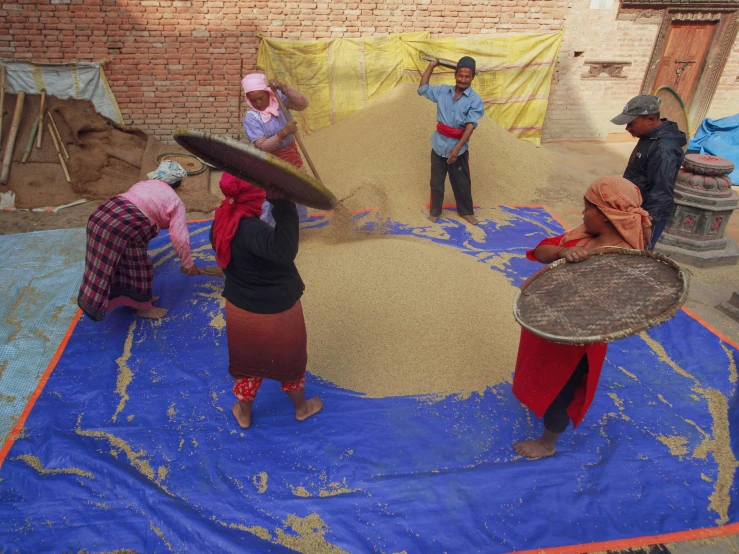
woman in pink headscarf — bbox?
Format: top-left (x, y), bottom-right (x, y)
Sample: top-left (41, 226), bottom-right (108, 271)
top-left (241, 73), bottom-right (310, 226)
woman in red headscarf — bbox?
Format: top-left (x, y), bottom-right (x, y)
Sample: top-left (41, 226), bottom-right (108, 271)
top-left (210, 173), bottom-right (322, 429)
top-left (512, 176), bottom-right (651, 459)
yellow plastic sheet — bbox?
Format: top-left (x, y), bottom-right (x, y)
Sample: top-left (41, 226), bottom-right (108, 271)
top-left (257, 31), bottom-right (562, 144)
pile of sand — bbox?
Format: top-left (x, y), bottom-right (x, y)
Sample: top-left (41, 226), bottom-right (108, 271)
top-left (297, 236), bottom-right (520, 397)
top-left (0, 93), bottom-right (220, 213)
top-left (302, 84), bottom-right (582, 224)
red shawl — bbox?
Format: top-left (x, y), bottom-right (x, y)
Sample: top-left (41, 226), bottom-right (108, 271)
top-left (514, 234), bottom-right (608, 428)
top-left (212, 173), bottom-right (266, 269)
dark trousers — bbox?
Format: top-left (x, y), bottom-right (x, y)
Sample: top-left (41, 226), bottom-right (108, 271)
top-left (429, 150), bottom-right (474, 217)
top-left (648, 218), bottom-right (669, 250)
top-left (543, 355), bottom-right (589, 434)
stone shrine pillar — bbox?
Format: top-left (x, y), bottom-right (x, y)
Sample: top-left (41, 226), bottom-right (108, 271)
top-left (655, 154), bottom-right (738, 267)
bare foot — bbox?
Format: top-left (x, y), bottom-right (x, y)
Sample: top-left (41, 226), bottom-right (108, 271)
top-left (232, 402), bottom-right (252, 429)
top-left (462, 214), bottom-right (479, 225)
top-left (136, 306), bottom-right (168, 319)
top-left (427, 215), bottom-right (439, 223)
top-left (295, 397), bottom-right (323, 421)
top-left (513, 438), bottom-right (556, 459)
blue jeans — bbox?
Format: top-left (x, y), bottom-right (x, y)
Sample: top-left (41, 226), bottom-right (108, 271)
top-left (649, 218), bottom-right (669, 250)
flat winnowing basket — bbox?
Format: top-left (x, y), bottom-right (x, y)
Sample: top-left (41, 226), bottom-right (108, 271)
top-left (173, 129), bottom-right (337, 211)
top-left (513, 248), bottom-right (689, 345)
top-left (155, 152), bottom-right (207, 176)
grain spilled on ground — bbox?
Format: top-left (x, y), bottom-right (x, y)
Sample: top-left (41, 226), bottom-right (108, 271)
top-left (112, 320), bottom-right (137, 422)
top-left (298, 236), bottom-right (519, 397)
top-left (274, 513), bottom-right (347, 554)
top-left (641, 331), bottom-right (738, 524)
top-left (253, 472), bottom-right (268, 494)
top-left (13, 454), bottom-right (94, 479)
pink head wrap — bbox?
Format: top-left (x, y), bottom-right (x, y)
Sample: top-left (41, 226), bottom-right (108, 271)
top-left (241, 73), bottom-right (280, 123)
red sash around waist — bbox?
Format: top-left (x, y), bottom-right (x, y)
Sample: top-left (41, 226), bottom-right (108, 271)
top-left (436, 122), bottom-right (465, 139)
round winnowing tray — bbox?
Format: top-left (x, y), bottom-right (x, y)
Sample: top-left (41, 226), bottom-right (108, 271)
top-left (655, 86), bottom-right (691, 150)
top-left (173, 129), bottom-right (337, 211)
top-left (155, 152), bottom-right (207, 176)
top-left (513, 248), bottom-right (689, 345)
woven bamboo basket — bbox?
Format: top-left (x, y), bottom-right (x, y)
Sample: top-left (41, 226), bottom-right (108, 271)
top-left (513, 248), bottom-right (689, 345)
top-left (173, 129), bottom-right (337, 211)
top-left (155, 152), bottom-right (207, 176)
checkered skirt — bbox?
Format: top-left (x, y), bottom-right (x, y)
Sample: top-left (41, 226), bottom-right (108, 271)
top-left (78, 196), bottom-right (158, 321)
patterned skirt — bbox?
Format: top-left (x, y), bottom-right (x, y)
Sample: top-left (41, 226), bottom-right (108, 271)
top-left (225, 299), bottom-right (307, 382)
top-left (78, 196), bottom-right (158, 322)
top-left (274, 141), bottom-right (304, 169)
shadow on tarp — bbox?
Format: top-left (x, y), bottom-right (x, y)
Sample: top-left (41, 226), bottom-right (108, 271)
top-left (0, 228), bottom-right (85, 448)
top-left (0, 208), bottom-right (737, 553)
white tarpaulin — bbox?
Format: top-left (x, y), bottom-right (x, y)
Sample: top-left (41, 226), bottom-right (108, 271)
top-left (0, 59), bottom-right (122, 123)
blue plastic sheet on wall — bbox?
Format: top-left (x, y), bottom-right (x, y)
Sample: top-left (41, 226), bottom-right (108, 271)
top-left (0, 207), bottom-right (737, 553)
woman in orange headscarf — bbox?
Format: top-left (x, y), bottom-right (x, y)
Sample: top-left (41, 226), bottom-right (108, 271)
top-left (210, 173), bottom-right (322, 429)
top-left (512, 176), bottom-right (651, 459)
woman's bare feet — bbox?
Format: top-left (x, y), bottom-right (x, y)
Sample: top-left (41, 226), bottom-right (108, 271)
top-left (462, 214), bottom-right (479, 225)
top-left (427, 215), bottom-right (439, 223)
top-left (295, 397), bottom-right (323, 421)
top-left (285, 389), bottom-right (323, 422)
top-left (232, 401), bottom-right (253, 429)
top-left (513, 430), bottom-right (560, 459)
top-left (136, 306), bottom-right (168, 319)
top-left (514, 439), bottom-right (556, 459)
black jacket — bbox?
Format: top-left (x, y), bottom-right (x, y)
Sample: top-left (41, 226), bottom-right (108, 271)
top-left (623, 120), bottom-right (687, 221)
top-left (210, 199), bottom-right (304, 314)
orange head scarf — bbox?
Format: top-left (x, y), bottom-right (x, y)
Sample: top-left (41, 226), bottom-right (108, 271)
top-left (561, 176), bottom-right (652, 250)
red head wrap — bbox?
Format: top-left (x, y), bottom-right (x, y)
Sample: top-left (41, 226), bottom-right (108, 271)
top-left (212, 173), bottom-right (266, 268)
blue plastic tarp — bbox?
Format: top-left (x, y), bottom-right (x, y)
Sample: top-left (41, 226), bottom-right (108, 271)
top-left (0, 228), bottom-right (84, 447)
top-left (688, 114), bottom-right (739, 184)
top-left (0, 209), bottom-right (738, 553)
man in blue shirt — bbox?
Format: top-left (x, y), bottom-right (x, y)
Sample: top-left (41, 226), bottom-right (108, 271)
top-left (418, 56), bottom-right (485, 225)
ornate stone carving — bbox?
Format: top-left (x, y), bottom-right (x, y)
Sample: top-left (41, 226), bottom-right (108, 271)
top-left (581, 61), bottom-right (632, 79)
top-left (656, 154), bottom-right (739, 266)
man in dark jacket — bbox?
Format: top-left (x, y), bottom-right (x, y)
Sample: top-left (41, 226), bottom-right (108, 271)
top-left (611, 95), bottom-right (687, 249)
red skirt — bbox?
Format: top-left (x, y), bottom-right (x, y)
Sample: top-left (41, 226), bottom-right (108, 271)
top-left (512, 329), bottom-right (608, 428)
top-left (225, 299), bottom-right (307, 382)
top-left (274, 141), bottom-right (304, 169)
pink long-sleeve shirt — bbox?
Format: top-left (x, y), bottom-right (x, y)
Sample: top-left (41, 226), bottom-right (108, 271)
top-left (121, 179), bottom-right (194, 269)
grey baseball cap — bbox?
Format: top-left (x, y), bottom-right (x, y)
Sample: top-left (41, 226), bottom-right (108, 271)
top-left (611, 95), bottom-right (661, 125)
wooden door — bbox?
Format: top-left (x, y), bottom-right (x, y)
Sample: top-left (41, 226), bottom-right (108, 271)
top-left (652, 21), bottom-right (717, 106)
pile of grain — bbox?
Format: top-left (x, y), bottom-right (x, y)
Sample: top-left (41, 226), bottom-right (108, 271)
top-left (302, 83), bottom-right (578, 224)
top-left (297, 236), bottom-right (520, 397)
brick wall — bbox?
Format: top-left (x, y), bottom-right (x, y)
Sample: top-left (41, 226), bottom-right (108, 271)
top-left (541, 2), bottom-right (739, 142)
top-left (1, 0), bottom-right (736, 142)
top-left (541, 1), bottom-right (661, 141)
top-left (0, 0), bottom-right (569, 142)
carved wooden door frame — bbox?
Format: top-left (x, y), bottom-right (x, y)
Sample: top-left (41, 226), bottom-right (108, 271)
top-left (640, 9), bottom-right (738, 132)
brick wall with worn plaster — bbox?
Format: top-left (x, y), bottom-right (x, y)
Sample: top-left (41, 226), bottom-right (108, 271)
top-left (0, 0), bottom-right (737, 142)
top-left (707, 39), bottom-right (739, 122)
